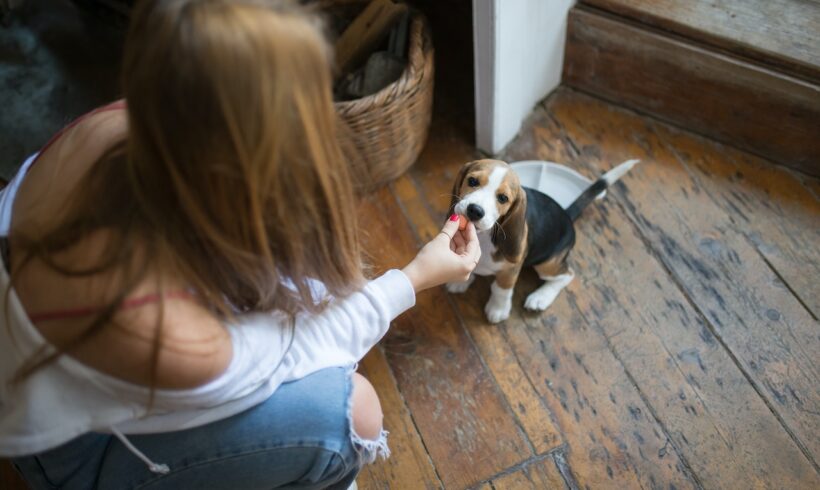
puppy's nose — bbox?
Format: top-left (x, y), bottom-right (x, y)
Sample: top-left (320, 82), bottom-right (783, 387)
top-left (466, 204), bottom-right (485, 221)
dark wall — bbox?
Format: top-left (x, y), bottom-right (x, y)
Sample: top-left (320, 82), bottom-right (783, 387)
top-left (0, 0), bottom-right (124, 178)
top-left (0, 0), bottom-right (475, 178)
top-left (410, 0), bottom-right (474, 124)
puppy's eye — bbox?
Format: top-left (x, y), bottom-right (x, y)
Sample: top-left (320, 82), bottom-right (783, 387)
top-left (497, 194), bottom-right (509, 204)
top-left (467, 176), bottom-right (479, 187)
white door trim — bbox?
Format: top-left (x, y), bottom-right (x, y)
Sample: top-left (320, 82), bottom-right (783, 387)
top-left (472, 0), bottom-right (497, 154)
top-left (472, 0), bottom-right (576, 154)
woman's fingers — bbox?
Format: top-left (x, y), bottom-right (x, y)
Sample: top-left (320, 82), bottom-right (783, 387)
top-left (440, 214), bottom-right (460, 242)
top-left (464, 222), bottom-right (480, 260)
top-left (453, 231), bottom-right (467, 249)
top-left (464, 219), bottom-right (478, 243)
top-left (403, 217), bottom-right (485, 291)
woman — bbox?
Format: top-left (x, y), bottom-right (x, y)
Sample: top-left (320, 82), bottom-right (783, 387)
top-left (0, 0), bottom-right (479, 488)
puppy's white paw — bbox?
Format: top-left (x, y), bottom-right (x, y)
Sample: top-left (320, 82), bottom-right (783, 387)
top-left (485, 300), bottom-right (512, 323)
top-left (526, 272), bottom-right (574, 312)
top-left (524, 288), bottom-right (560, 311)
top-left (446, 276), bottom-right (474, 294)
top-left (485, 280), bottom-right (514, 323)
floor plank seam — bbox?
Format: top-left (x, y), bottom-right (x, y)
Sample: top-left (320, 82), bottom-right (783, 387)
top-left (442, 293), bottom-right (542, 458)
top-left (550, 87), bottom-right (820, 475)
top-left (387, 183), bottom-right (426, 248)
top-left (648, 127), bottom-right (820, 472)
top-left (545, 91), bottom-right (820, 473)
top-left (540, 103), bottom-right (711, 489)
top-left (510, 305), bottom-right (699, 489)
top-left (541, 110), bottom-right (582, 161)
top-left (541, 108), bottom-right (582, 163)
top-left (562, 86), bottom-right (819, 180)
top-left (781, 166), bottom-right (820, 203)
top-left (405, 170), bottom-right (565, 461)
top-left (798, 176), bottom-right (820, 202)
top-left (467, 445), bottom-right (568, 490)
top-left (498, 92), bottom-right (579, 162)
top-left (566, 274), bottom-right (741, 481)
top-left (393, 168), bottom-right (553, 486)
top-left (493, 314), bottom-right (582, 466)
top-left (745, 226), bottom-right (817, 322)
top-left (408, 171), bottom-right (451, 226)
top-left (377, 187), bottom-right (451, 489)
top-left (497, 322), bottom-right (567, 455)
top-left (604, 191), bottom-right (820, 475)
top-left (654, 127), bottom-right (819, 322)
top-left (561, 288), bottom-right (707, 490)
top-left (551, 449), bottom-right (581, 490)
top-left (375, 348), bottom-right (447, 490)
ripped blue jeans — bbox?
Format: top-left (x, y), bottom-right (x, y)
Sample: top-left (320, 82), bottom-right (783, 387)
top-left (12, 367), bottom-right (388, 489)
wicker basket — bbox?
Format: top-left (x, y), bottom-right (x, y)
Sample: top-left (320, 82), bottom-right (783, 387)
top-left (333, 12), bottom-right (434, 190)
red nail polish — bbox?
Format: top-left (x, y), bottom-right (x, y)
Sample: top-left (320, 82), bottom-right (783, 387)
top-left (449, 214), bottom-right (458, 222)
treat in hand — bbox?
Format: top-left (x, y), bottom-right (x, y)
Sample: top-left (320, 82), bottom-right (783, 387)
top-left (458, 215), bottom-right (468, 231)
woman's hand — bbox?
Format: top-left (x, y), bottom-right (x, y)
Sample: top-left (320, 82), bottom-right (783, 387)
top-left (401, 214), bottom-right (481, 293)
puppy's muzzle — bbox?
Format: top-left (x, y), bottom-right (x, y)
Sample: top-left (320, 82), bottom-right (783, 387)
top-left (466, 203), bottom-right (485, 221)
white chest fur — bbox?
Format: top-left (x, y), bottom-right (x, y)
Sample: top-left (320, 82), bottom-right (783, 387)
top-left (473, 230), bottom-right (507, 276)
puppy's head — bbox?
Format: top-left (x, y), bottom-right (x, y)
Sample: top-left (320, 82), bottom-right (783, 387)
top-left (450, 159), bottom-right (526, 238)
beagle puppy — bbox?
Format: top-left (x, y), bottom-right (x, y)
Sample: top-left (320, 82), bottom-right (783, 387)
top-left (447, 158), bottom-right (639, 323)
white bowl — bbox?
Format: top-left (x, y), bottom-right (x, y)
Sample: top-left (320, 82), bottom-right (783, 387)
top-left (509, 160), bottom-right (603, 210)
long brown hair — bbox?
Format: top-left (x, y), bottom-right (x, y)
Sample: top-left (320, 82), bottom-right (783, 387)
top-left (11, 0), bottom-right (364, 383)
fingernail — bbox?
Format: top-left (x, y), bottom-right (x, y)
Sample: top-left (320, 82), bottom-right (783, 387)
top-left (449, 214), bottom-right (458, 222)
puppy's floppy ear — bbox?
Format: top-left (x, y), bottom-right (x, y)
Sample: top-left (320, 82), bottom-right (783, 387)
top-left (493, 186), bottom-right (527, 262)
top-left (449, 161), bottom-right (479, 215)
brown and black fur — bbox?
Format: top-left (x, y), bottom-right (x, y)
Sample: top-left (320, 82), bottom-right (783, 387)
top-left (447, 158), bottom-right (638, 321)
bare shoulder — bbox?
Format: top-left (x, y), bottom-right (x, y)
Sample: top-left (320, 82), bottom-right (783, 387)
top-left (78, 290), bottom-right (234, 390)
top-left (32, 274), bottom-right (235, 390)
top-left (110, 279), bottom-right (235, 389)
top-left (12, 105), bottom-right (128, 237)
top-left (15, 243), bottom-right (235, 390)
top-left (9, 105), bottom-right (235, 390)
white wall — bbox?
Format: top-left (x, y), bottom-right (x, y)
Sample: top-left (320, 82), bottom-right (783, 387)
top-left (473, 0), bottom-right (576, 154)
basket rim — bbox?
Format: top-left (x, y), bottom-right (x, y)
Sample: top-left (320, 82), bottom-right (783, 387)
top-left (334, 14), bottom-right (433, 115)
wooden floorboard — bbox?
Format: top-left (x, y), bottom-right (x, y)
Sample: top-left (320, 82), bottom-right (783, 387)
top-left (358, 88), bottom-right (819, 489)
top-left (514, 108), bottom-right (818, 488)
top-left (483, 456), bottom-right (567, 490)
top-left (356, 348), bottom-right (441, 490)
top-left (505, 277), bottom-right (697, 489)
top-left (646, 124), bottom-right (820, 319)
top-left (400, 108), bottom-right (696, 489)
top-left (502, 107), bottom-right (816, 488)
top-left (394, 173), bottom-right (564, 456)
top-left (544, 90), bottom-right (820, 468)
top-left (358, 187), bottom-right (533, 489)
top-left (4, 2), bottom-right (816, 486)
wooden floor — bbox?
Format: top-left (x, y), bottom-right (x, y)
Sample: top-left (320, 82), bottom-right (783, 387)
top-left (354, 88), bottom-right (820, 489)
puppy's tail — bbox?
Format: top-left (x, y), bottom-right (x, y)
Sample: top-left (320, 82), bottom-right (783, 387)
top-left (566, 159), bottom-right (640, 221)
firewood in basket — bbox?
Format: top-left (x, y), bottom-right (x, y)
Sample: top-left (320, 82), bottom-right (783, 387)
top-left (334, 0), bottom-right (407, 78)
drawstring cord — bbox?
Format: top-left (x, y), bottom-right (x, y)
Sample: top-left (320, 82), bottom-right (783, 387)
top-left (109, 426), bottom-right (170, 475)
top-left (104, 318), bottom-right (298, 477)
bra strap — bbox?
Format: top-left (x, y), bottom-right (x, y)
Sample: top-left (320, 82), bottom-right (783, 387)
top-left (28, 290), bottom-right (195, 323)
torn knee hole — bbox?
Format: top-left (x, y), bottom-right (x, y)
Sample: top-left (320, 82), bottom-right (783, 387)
top-left (348, 371), bottom-right (390, 464)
